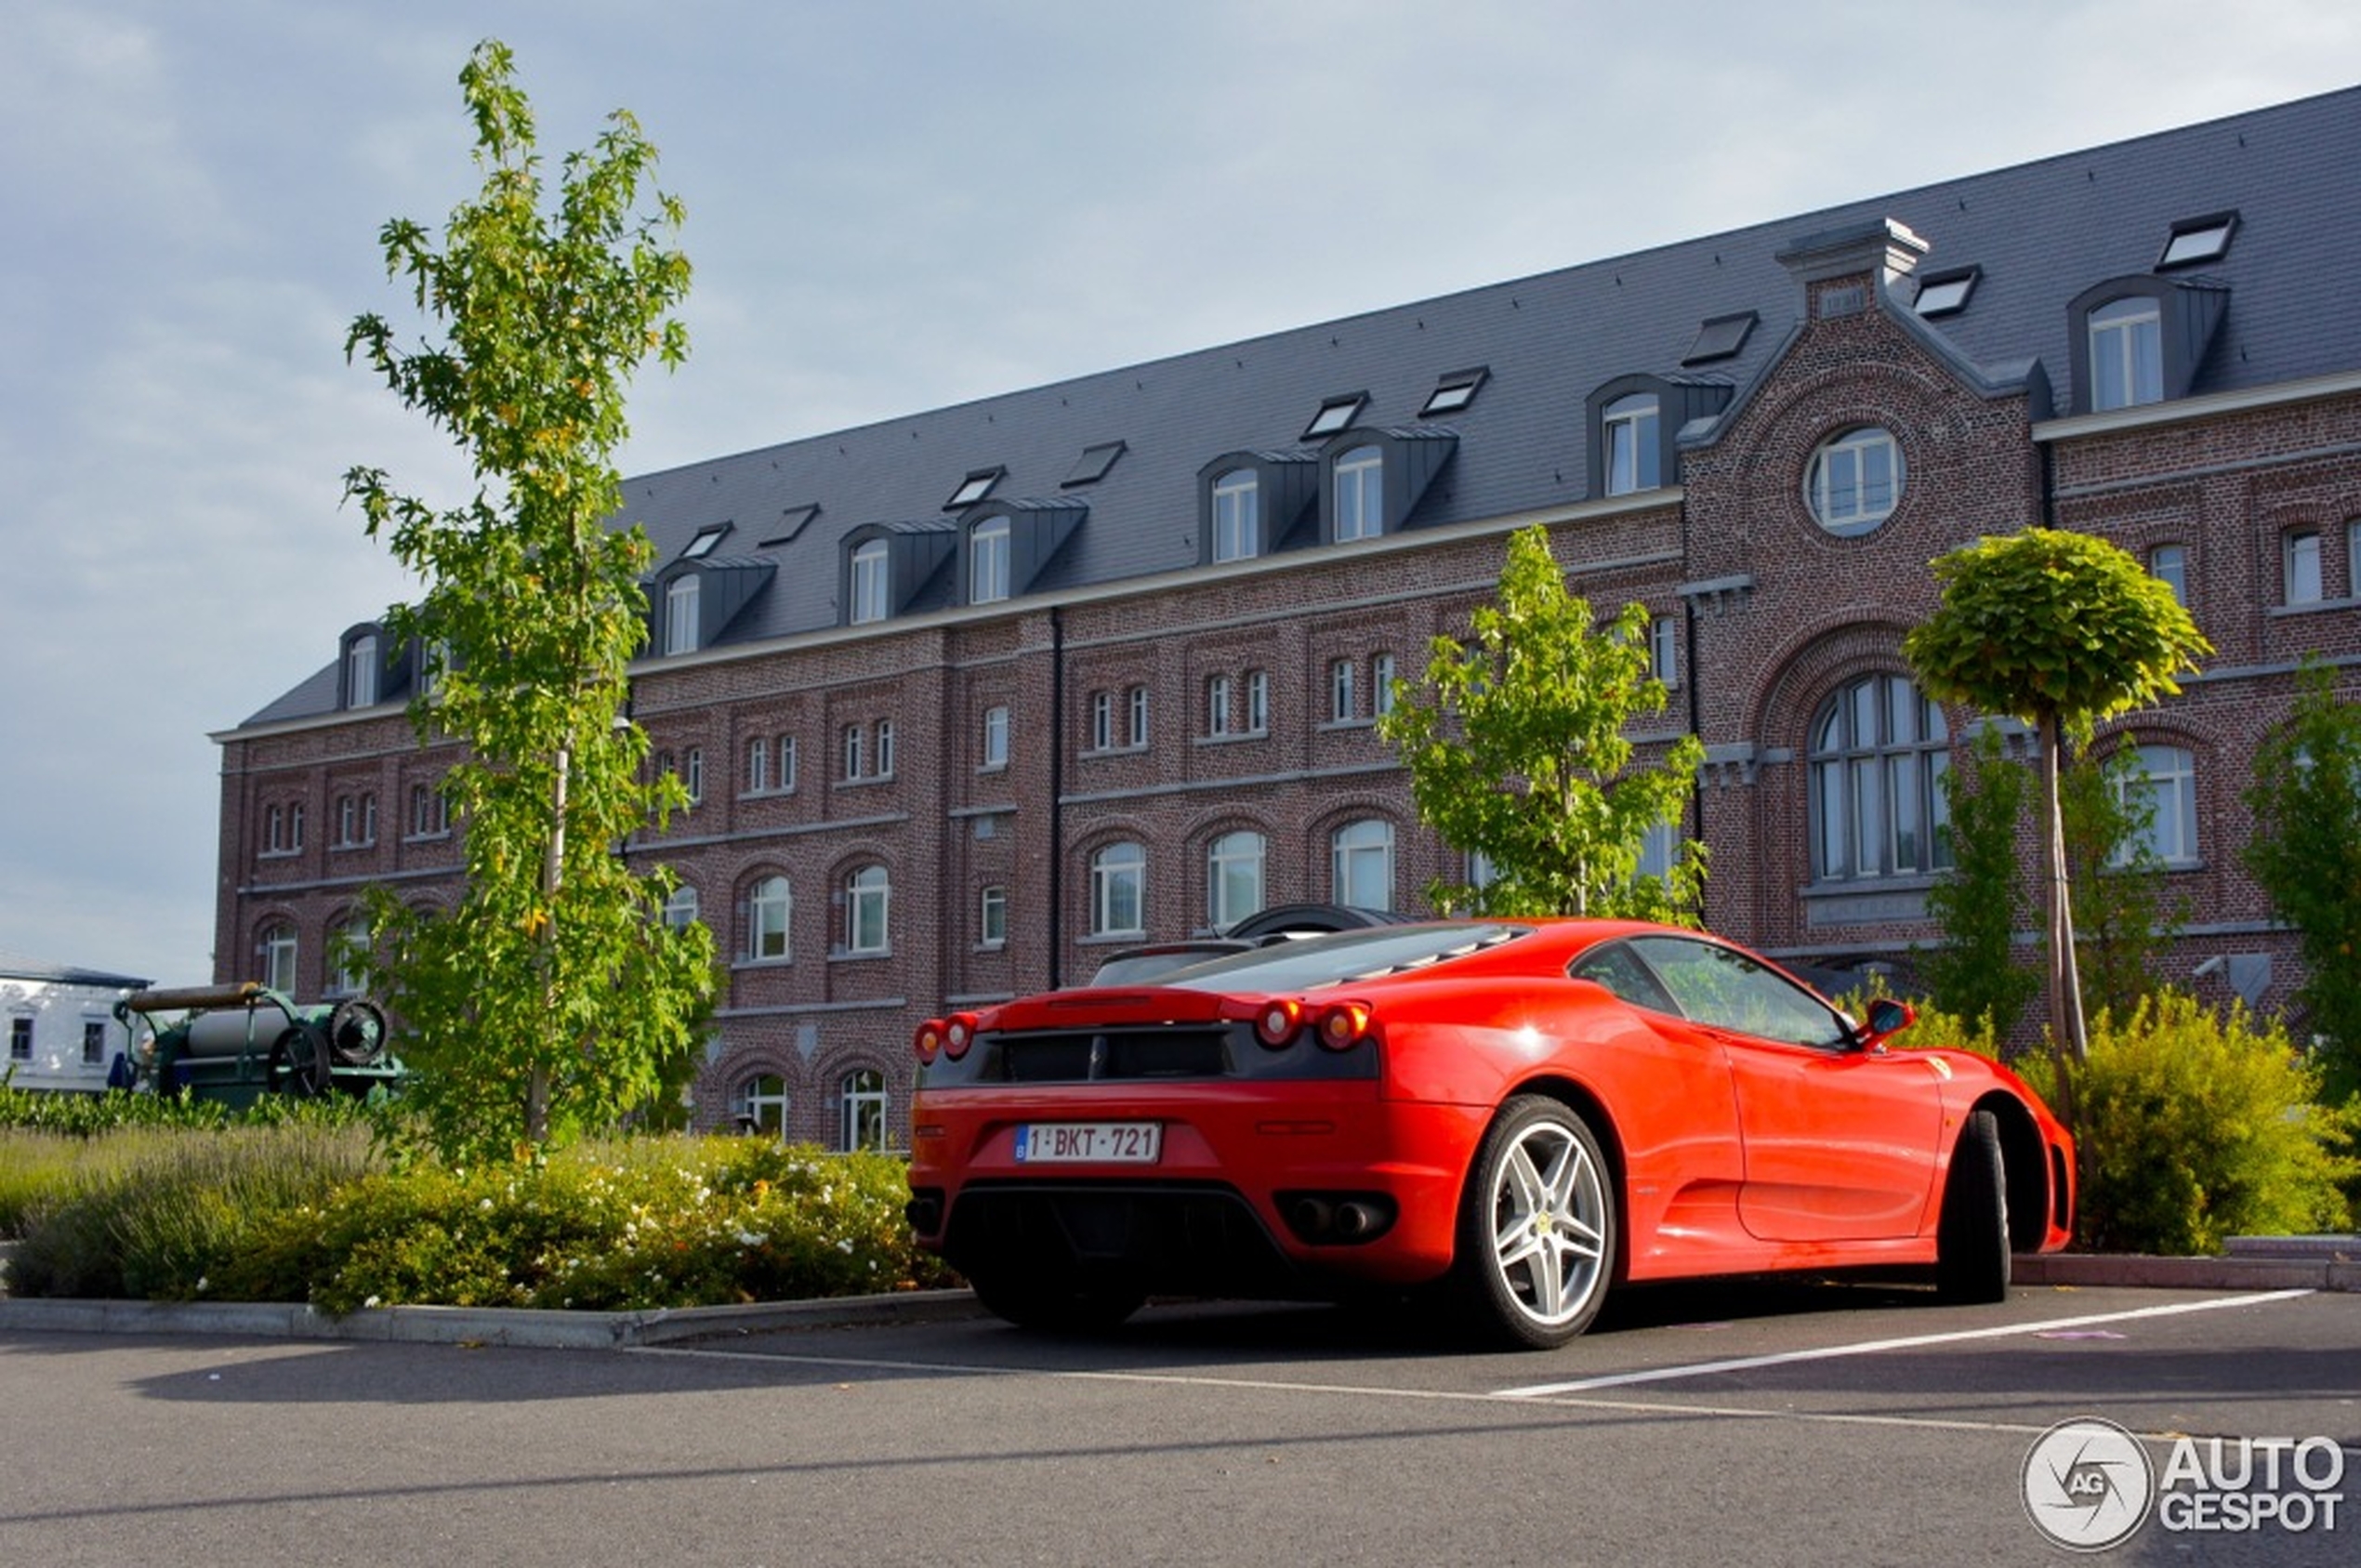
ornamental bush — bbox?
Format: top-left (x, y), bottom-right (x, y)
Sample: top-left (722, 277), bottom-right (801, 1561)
top-left (4, 1127), bottom-right (954, 1311)
top-left (2047, 995), bottom-right (2354, 1255)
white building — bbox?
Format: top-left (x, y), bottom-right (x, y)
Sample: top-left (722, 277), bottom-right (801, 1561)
top-left (1, 954), bottom-right (151, 1094)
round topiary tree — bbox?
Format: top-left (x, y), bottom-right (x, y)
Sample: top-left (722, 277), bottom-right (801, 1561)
top-left (1903, 527), bottom-right (2210, 1081)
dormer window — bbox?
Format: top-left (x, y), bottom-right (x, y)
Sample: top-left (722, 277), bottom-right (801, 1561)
top-left (1332, 446), bottom-right (1383, 542)
top-left (760, 504), bottom-right (820, 547)
top-left (1602, 393), bottom-right (1661, 495)
top-left (2067, 275), bottom-right (2226, 415)
top-left (1304, 393), bottom-right (1367, 441)
top-left (2088, 296), bottom-right (2163, 411)
top-left (1419, 368), bottom-right (1488, 417)
top-left (682, 523), bottom-right (730, 560)
top-left (945, 467), bottom-right (1003, 509)
top-left (2157, 210), bottom-right (2238, 270)
top-left (849, 540), bottom-right (890, 624)
top-left (664, 574), bottom-right (701, 654)
top-left (969, 517), bottom-right (1010, 604)
top-left (1212, 469), bottom-right (1259, 561)
top-left (346, 633), bottom-right (379, 708)
top-left (1681, 312), bottom-right (1757, 365)
top-left (1912, 266), bottom-right (1979, 317)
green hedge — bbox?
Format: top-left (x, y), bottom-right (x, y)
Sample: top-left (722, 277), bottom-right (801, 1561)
top-left (6, 1127), bottom-right (955, 1311)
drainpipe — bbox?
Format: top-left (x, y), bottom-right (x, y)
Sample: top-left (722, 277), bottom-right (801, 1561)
top-left (1047, 604), bottom-right (1065, 989)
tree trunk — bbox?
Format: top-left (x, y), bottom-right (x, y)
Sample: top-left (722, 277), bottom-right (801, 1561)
top-left (528, 742), bottom-right (569, 1146)
top-left (2038, 714), bottom-right (2086, 1130)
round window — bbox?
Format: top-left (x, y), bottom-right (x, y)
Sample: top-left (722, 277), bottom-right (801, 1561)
top-left (1805, 427), bottom-right (1904, 535)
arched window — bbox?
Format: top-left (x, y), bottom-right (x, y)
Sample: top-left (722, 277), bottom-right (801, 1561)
top-left (745, 876), bottom-right (790, 960)
top-left (664, 573), bottom-right (700, 655)
top-left (1090, 841), bottom-right (1145, 937)
top-left (969, 517), bottom-right (1010, 604)
top-left (849, 539), bottom-right (890, 624)
top-left (1809, 675), bottom-right (1952, 882)
top-left (663, 883), bottom-right (701, 931)
top-left (326, 916), bottom-right (370, 996)
top-left (1602, 392), bottom-right (1661, 495)
top-left (734, 1073), bottom-right (789, 1136)
top-left (2088, 296), bottom-right (2163, 411)
top-left (845, 865), bottom-right (890, 955)
top-left (258, 922), bottom-right (299, 995)
top-left (838, 1067), bottom-right (888, 1151)
top-left (1207, 831), bottom-right (1266, 930)
top-left (2113, 744), bottom-right (2198, 866)
top-left (1333, 446), bottom-right (1383, 542)
top-left (1331, 819), bottom-right (1394, 908)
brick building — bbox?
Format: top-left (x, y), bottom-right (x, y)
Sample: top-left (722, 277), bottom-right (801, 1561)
top-left (215, 88), bottom-right (2361, 1141)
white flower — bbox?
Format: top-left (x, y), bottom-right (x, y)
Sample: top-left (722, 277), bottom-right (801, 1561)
top-left (363, 1295), bottom-right (382, 1309)
top-left (835, 1237), bottom-right (855, 1254)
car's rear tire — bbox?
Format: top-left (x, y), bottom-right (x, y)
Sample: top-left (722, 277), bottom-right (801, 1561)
top-left (967, 1269), bottom-right (1147, 1333)
top-left (1455, 1095), bottom-right (1616, 1350)
top-left (1935, 1109), bottom-right (2011, 1304)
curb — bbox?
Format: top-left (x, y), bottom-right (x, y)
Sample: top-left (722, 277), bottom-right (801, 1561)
top-left (2015, 1250), bottom-right (2361, 1294)
top-left (0, 1288), bottom-right (983, 1350)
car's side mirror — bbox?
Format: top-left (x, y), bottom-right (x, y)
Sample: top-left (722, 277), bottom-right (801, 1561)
top-left (1859, 996), bottom-right (1916, 1050)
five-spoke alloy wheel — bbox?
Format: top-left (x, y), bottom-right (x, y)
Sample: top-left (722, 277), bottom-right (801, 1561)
top-left (1457, 1095), bottom-right (1616, 1349)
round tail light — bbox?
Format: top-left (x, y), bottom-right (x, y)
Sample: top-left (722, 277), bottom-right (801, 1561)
top-left (943, 1012), bottom-right (980, 1061)
top-left (914, 1021), bottom-right (943, 1062)
top-left (1317, 1002), bottom-right (1374, 1051)
top-left (1253, 998), bottom-right (1305, 1049)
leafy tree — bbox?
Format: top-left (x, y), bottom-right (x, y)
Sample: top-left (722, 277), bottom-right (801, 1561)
top-left (2061, 743), bottom-right (2183, 1021)
top-left (1377, 525), bottom-right (1707, 920)
top-left (2245, 663), bottom-right (2361, 1104)
top-left (1903, 528), bottom-right (2209, 1074)
top-left (342, 41), bottom-right (714, 1161)
top-left (1919, 727), bottom-right (2038, 1036)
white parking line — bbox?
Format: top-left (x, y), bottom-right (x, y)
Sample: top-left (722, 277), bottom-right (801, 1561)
top-left (1492, 1289), bottom-right (2315, 1398)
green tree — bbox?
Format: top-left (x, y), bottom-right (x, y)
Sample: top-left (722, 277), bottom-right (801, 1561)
top-left (1903, 528), bottom-right (2209, 1073)
top-left (343, 41), bottom-right (714, 1162)
top-left (2245, 663), bottom-right (2361, 1104)
top-left (2061, 743), bottom-right (2183, 1021)
top-left (1919, 727), bottom-right (2038, 1036)
top-left (1376, 525), bottom-right (1707, 920)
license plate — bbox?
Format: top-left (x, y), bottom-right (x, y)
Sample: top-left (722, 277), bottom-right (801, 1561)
top-left (1014, 1121), bottom-right (1162, 1164)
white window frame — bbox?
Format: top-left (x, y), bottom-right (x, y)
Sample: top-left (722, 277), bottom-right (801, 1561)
top-left (745, 736), bottom-right (770, 794)
top-left (347, 634), bottom-right (378, 707)
top-left (2089, 296), bottom-right (2164, 412)
top-left (664, 574), bottom-right (700, 655)
top-left (663, 884), bottom-right (701, 931)
top-left (1333, 446), bottom-right (1383, 542)
top-left (1212, 469), bottom-right (1259, 562)
top-left (1207, 674), bottom-right (1233, 737)
top-left (1806, 428), bottom-right (1903, 535)
top-left (1207, 830), bottom-right (1265, 930)
top-left (735, 1073), bottom-right (789, 1136)
top-left (1330, 659), bottom-right (1356, 723)
top-left (2150, 544), bottom-right (2189, 607)
top-left (746, 876), bottom-right (791, 961)
top-left (1089, 841), bottom-right (1146, 937)
top-left (1651, 615), bottom-right (1680, 688)
top-left (969, 518), bottom-right (1010, 604)
top-left (1330, 818), bottom-right (1394, 909)
top-left (2285, 530), bottom-right (2324, 604)
top-left (1091, 691), bottom-right (1114, 752)
top-left (1246, 670), bottom-right (1269, 733)
top-left (1602, 393), bottom-right (1661, 496)
top-left (849, 540), bottom-right (890, 624)
top-left (845, 865), bottom-right (890, 955)
top-left (842, 724), bottom-right (865, 780)
top-left (1128, 685), bottom-right (1150, 747)
top-left (981, 705), bottom-right (1009, 770)
top-left (2114, 744), bottom-right (2199, 866)
top-left (875, 720), bottom-right (895, 779)
top-left (1373, 652), bottom-right (1397, 717)
top-left (838, 1067), bottom-right (889, 1152)
top-left (979, 884), bottom-right (1008, 948)
top-left (1809, 674), bottom-right (1954, 882)
top-left (777, 735), bottom-right (798, 793)
top-left (683, 746), bottom-right (703, 804)
top-left (259, 923), bottom-right (298, 995)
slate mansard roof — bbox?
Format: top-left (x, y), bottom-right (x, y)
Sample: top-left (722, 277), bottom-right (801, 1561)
top-left (242, 86), bottom-right (2361, 729)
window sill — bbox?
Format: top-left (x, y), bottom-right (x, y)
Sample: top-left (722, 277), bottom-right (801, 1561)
top-left (831, 948), bottom-right (892, 962)
top-left (1078, 931), bottom-right (1146, 946)
top-left (2268, 597), bottom-right (2357, 618)
top-left (732, 956), bottom-right (792, 971)
top-left (835, 774), bottom-right (896, 790)
top-left (739, 787), bottom-right (799, 801)
top-left (1194, 730), bottom-right (1269, 748)
top-left (1317, 718), bottom-right (1378, 733)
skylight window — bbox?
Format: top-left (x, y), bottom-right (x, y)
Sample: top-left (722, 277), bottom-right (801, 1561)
top-left (945, 467), bottom-right (1004, 509)
top-left (2157, 210), bottom-right (2238, 269)
top-left (1063, 441), bottom-right (1127, 487)
top-left (1304, 393), bottom-right (1367, 440)
top-left (1418, 368), bottom-right (1489, 417)
top-left (759, 504), bottom-right (820, 547)
top-left (1912, 267), bottom-right (1980, 317)
top-left (1681, 312), bottom-right (1757, 365)
top-left (682, 523), bottom-right (731, 560)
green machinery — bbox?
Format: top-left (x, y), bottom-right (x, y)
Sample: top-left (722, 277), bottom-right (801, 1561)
top-left (114, 983), bottom-right (403, 1108)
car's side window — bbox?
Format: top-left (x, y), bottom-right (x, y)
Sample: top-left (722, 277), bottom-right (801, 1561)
top-left (1626, 936), bottom-right (1851, 1049)
top-left (1568, 942), bottom-right (1680, 1015)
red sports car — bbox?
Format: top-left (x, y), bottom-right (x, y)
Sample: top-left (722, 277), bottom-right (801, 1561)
top-left (906, 919), bottom-right (2074, 1349)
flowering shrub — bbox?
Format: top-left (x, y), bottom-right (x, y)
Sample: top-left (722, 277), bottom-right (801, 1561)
top-left (6, 1129), bottom-right (956, 1311)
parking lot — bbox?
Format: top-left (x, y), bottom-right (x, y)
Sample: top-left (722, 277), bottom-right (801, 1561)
top-left (4, 1279), bottom-right (2354, 1565)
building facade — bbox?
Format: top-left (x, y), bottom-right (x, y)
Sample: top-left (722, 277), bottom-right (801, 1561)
top-left (2, 955), bottom-right (150, 1094)
top-left (215, 89), bottom-right (2361, 1141)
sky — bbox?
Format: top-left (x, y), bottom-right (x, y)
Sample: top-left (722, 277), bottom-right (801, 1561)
top-left (3, 0), bottom-right (2355, 989)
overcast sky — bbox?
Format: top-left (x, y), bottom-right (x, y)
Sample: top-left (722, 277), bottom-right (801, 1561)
top-left (4, 1), bottom-right (2354, 989)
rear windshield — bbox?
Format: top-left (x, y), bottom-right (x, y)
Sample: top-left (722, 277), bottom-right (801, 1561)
top-left (1156, 924), bottom-right (1529, 993)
